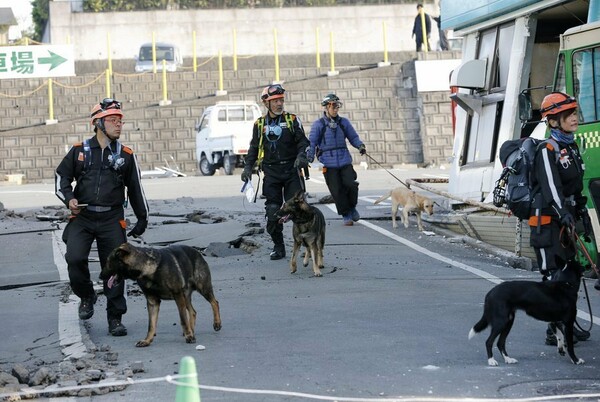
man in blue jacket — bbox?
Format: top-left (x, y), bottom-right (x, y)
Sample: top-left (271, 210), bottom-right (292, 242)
top-left (308, 94), bottom-right (366, 226)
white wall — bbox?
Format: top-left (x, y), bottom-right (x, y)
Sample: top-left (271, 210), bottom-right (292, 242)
top-left (48, 1), bottom-right (443, 61)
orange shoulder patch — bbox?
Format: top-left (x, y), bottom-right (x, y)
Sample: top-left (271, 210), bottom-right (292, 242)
top-left (545, 142), bottom-right (555, 151)
top-left (73, 142), bottom-right (83, 147)
top-left (122, 146), bottom-right (133, 154)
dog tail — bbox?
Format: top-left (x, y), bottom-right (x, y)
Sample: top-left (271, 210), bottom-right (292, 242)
top-left (468, 317), bottom-right (488, 339)
top-left (374, 191), bottom-right (392, 205)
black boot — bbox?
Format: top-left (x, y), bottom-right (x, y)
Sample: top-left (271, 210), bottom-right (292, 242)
top-left (78, 293), bottom-right (97, 320)
top-left (270, 244), bottom-right (286, 260)
top-left (545, 324), bottom-right (578, 345)
top-left (108, 317), bottom-right (127, 336)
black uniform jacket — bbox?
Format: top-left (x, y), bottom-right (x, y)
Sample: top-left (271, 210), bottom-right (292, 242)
top-left (55, 135), bottom-right (149, 221)
top-left (245, 112), bottom-right (309, 169)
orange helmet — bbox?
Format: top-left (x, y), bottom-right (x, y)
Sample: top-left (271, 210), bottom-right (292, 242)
top-left (260, 84), bottom-right (285, 102)
top-left (540, 92), bottom-right (577, 119)
top-left (90, 98), bottom-right (124, 126)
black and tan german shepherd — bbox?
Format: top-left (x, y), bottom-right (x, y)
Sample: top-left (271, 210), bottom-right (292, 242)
top-left (101, 243), bottom-right (222, 347)
top-left (278, 191), bottom-right (326, 277)
top-left (469, 263), bottom-right (584, 365)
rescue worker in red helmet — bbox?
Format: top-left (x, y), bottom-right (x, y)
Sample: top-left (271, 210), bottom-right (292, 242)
top-left (529, 91), bottom-right (592, 345)
top-left (55, 98), bottom-right (149, 336)
top-left (241, 84), bottom-right (310, 260)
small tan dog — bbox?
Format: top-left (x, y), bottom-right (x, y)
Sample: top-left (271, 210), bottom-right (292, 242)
top-left (374, 188), bottom-right (434, 231)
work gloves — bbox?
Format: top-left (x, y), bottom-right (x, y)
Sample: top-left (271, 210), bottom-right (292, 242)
top-left (560, 212), bottom-right (575, 228)
top-left (127, 219), bottom-right (147, 238)
top-left (359, 144), bottom-right (366, 155)
top-left (294, 153), bottom-right (309, 169)
top-left (578, 208), bottom-right (593, 241)
top-left (241, 166), bottom-right (252, 183)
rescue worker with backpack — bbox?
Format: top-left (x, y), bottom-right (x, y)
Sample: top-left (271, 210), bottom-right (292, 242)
top-left (55, 98), bottom-right (149, 336)
top-left (307, 93), bottom-right (366, 226)
top-left (241, 84), bottom-right (310, 260)
top-left (529, 91), bottom-right (593, 345)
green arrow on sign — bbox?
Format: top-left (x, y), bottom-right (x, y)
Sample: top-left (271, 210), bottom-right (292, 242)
top-left (38, 51), bottom-right (68, 70)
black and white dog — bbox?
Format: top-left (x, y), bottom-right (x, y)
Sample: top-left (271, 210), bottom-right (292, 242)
top-left (469, 264), bottom-right (584, 366)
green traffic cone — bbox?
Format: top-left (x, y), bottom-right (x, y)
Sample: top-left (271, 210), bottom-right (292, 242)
top-left (175, 356), bottom-right (201, 402)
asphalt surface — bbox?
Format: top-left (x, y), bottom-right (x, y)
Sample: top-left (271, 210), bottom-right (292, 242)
top-left (2, 166), bottom-right (600, 402)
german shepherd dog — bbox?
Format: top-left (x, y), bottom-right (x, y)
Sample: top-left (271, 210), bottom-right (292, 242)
top-left (277, 191), bottom-right (326, 277)
top-left (373, 187), bottom-right (434, 231)
top-left (469, 264), bottom-right (584, 365)
top-left (101, 243), bottom-right (222, 347)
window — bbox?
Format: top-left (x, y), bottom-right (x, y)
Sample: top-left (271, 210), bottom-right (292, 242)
top-left (199, 114), bottom-right (210, 131)
top-left (461, 22), bottom-right (514, 165)
top-left (228, 106), bottom-right (245, 122)
top-left (573, 48), bottom-right (600, 123)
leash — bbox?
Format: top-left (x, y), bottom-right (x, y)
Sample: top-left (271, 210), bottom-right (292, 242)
top-left (560, 225), bottom-right (596, 332)
top-left (364, 152), bottom-right (411, 189)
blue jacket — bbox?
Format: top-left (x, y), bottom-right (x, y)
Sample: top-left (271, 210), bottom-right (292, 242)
top-left (308, 113), bottom-right (363, 168)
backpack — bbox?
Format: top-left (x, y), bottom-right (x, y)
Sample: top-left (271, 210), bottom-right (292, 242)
top-left (493, 137), bottom-right (558, 220)
top-left (314, 116), bottom-right (347, 158)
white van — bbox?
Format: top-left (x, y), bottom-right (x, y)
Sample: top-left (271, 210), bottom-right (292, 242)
top-left (134, 42), bottom-right (183, 73)
top-left (195, 101), bottom-right (262, 176)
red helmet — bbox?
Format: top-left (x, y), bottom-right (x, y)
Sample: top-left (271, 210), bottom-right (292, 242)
top-left (261, 84), bottom-right (285, 102)
top-left (540, 92), bottom-right (577, 119)
top-left (90, 98), bottom-right (124, 126)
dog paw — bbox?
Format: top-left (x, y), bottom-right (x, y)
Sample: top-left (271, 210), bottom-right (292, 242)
top-left (503, 356), bottom-right (518, 364)
top-left (213, 323), bottom-right (222, 331)
top-left (558, 347), bottom-right (566, 356)
top-left (574, 358), bottom-right (585, 365)
top-left (135, 340), bottom-right (151, 347)
top-left (314, 272), bottom-right (323, 277)
top-left (488, 358), bottom-right (499, 366)
top-left (185, 335), bottom-right (196, 343)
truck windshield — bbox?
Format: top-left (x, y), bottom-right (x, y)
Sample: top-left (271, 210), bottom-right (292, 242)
top-left (573, 48), bottom-right (600, 123)
top-left (139, 46), bottom-right (175, 62)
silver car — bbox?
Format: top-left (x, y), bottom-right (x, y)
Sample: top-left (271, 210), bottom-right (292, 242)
top-left (134, 42), bottom-right (182, 72)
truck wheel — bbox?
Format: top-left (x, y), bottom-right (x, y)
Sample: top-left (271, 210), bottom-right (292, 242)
top-left (199, 156), bottom-right (216, 176)
top-left (223, 154), bottom-right (235, 176)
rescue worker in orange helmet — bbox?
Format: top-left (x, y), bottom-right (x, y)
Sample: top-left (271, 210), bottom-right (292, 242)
top-left (55, 98), bottom-right (149, 336)
top-left (529, 91), bottom-right (593, 345)
top-left (241, 84), bottom-right (310, 260)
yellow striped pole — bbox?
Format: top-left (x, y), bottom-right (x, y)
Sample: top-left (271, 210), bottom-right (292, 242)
top-left (106, 32), bottom-right (113, 76)
top-left (233, 28), bottom-right (238, 72)
top-left (193, 31), bottom-right (197, 72)
top-left (105, 69), bottom-right (111, 99)
top-left (162, 60), bottom-right (168, 102)
top-left (274, 28), bottom-right (280, 82)
top-left (218, 50), bottom-right (224, 92)
top-left (316, 27), bottom-right (320, 68)
top-left (48, 79), bottom-right (54, 121)
top-left (382, 21), bottom-right (389, 63)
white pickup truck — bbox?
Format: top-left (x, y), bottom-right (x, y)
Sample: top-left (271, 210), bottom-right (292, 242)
top-left (195, 101), bottom-right (262, 175)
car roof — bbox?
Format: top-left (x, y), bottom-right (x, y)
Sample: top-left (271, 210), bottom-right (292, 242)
top-left (139, 42), bottom-right (178, 49)
top-left (214, 101), bottom-right (260, 106)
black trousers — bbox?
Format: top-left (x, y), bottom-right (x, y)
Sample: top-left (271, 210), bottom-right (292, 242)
top-left (64, 208), bottom-right (127, 319)
top-left (323, 164), bottom-right (358, 216)
top-left (262, 162), bottom-right (304, 246)
top-left (530, 218), bottom-right (577, 274)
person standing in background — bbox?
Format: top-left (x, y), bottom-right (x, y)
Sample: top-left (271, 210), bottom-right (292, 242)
top-left (412, 3), bottom-right (432, 52)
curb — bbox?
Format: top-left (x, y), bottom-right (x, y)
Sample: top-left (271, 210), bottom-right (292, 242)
top-left (429, 224), bottom-right (535, 271)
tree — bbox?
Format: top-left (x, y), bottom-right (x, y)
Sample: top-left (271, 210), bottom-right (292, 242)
top-left (31, 0), bottom-right (49, 42)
